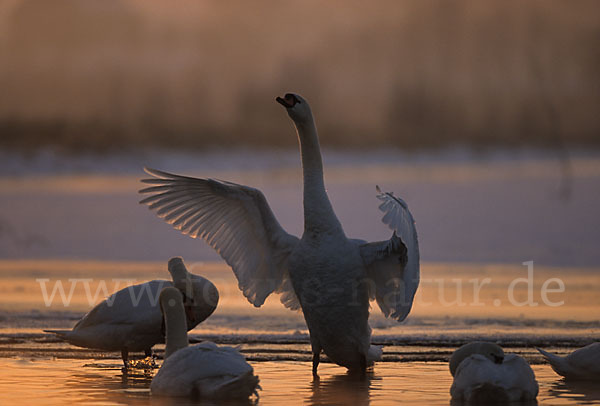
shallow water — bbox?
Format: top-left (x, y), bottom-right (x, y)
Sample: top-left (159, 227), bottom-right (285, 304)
top-left (1, 357), bottom-right (599, 405)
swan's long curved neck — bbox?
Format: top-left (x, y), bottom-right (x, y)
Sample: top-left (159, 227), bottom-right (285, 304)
top-left (295, 118), bottom-right (344, 237)
top-left (162, 299), bottom-right (189, 359)
top-left (168, 263), bottom-right (193, 302)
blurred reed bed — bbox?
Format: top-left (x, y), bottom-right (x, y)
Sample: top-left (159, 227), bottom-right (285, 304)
top-left (0, 0), bottom-right (598, 151)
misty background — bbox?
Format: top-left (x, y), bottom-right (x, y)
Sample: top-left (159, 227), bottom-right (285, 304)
top-left (0, 0), bottom-right (598, 152)
top-left (0, 1), bottom-right (599, 268)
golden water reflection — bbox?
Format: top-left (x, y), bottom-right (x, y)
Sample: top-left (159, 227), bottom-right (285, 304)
top-left (2, 358), bottom-right (594, 405)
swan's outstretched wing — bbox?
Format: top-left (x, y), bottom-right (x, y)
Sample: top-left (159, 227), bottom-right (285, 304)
top-left (139, 168), bottom-right (300, 309)
top-left (360, 186), bottom-right (419, 321)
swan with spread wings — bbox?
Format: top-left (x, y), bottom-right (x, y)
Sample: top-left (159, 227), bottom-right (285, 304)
top-left (139, 93), bottom-right (419, 374)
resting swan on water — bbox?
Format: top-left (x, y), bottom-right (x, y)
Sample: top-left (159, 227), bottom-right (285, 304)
top-left (151, 287), bottom-right (259, 399)
top-left (537, 343), bottom-right (600, 380)
top-left (450, 342), bottom-right (538, 402)
top-left (140, 93), bottom-right (419, 374)
top-left (45, 257), bottom-right (218, 366)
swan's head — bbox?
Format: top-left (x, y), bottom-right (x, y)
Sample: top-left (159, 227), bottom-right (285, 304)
top-left (168, 257), bottom-right (190, 279)
top-left (167, 256), bottom-right (193, 307)
top-left (276, 93), bottom-right (312, 124)
top-left (449, 342), bottom-right (505, 376)
top-left (167, 257), bottom-right (187, 286)
top-left (167, 257), bottom-right (219, 328)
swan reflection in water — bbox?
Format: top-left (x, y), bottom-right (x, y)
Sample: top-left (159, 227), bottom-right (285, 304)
top-left (309, 370), bottom-right (376, 406)
top-left (64, 362), bottom-right (154, 403)
top-left (548, 379), bottom-right (600, 403)
top-left (69, 363), bottom-right (256, 406)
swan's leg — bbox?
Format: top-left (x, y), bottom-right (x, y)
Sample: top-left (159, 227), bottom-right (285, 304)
top-left (347, 353), bottom-right (368, 377)
top-left (121, 349), bottom-right (129, 367)
top-left (359, 353), bottom-right (367, 374)
top-left (311, 338), bottom-right (322, 376)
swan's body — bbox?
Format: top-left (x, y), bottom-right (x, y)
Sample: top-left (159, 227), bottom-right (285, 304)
top-left (45, 258), bottom-right (218, 364)
top-left (140, 93), bottom-right (419, 373)
top-left (151, 287), bottom-right (259, 399)
top-left (289, 236), bottom-right (374, 370)
top-left (537, 343), bottom-right (600, 380)
top-left (451, 354), bottom-right (538, 402)
top-left (450, 342), bottom-right (538, 402)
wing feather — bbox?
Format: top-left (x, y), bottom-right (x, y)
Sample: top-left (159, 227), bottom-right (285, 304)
top-left (360, 186), bottom-right (420, 321)
top-left (140, 168), bottom-right (300, 309)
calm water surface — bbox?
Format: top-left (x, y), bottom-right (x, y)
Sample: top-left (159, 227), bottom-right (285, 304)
top-left (1, 358), bottom-right (599, 405)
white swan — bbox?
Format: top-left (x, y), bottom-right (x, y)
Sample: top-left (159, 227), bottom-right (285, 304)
top-left (537, 343), bottom-right (600, 380)
top-left (449, 341), bottom-right (505, 377)
top-left (45, 257), bottom-right (218, 365)
top-left (139, 93), bottom-right (419, 374)
top-left (450, 342), bottom-right (538, 402)
top-left (151, 287), bottom-right (259, 399)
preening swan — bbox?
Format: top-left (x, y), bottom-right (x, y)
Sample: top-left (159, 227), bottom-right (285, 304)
top-left (139, 93), bottom-right (419, 374)
top-left (45, 257), bottom-right (218, 365)
top-left (450, 342), bottom-right (538, 402)
top-left (151, 287), bottom-right (259, 399)
top-left (537, 343), bottom-right (600, 380)
top-left (449, 341), bottom-right (505, 377)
